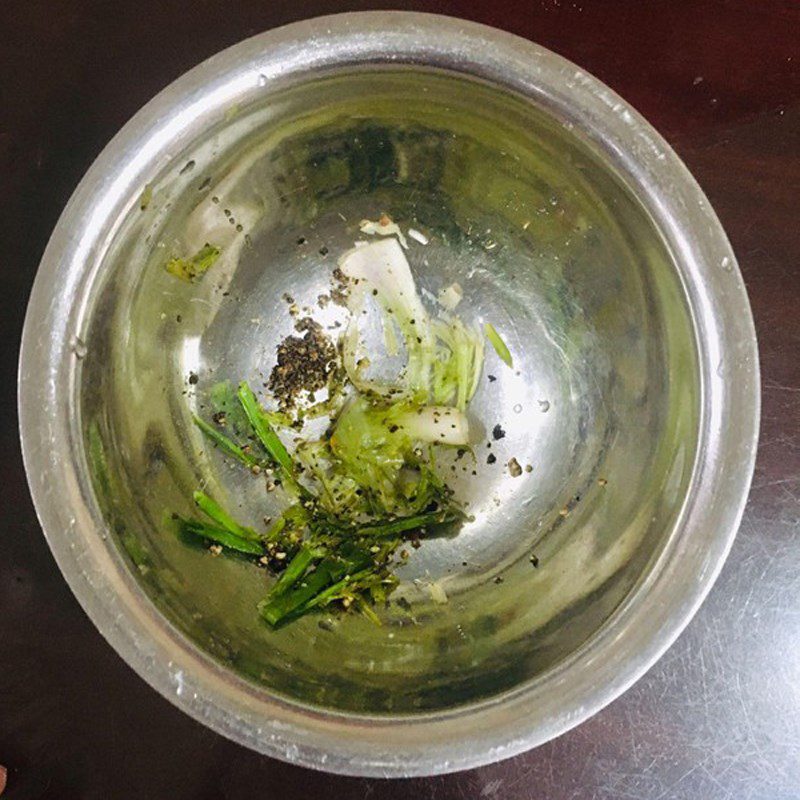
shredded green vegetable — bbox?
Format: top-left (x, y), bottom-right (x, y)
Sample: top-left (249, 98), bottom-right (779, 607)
top-left (484, 322), bottom-right (513, 368)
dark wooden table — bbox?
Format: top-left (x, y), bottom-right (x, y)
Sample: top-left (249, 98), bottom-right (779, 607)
top-left (2, 2), bottom-right (798, 798)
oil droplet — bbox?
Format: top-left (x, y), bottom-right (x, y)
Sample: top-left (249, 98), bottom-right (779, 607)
top-left (721, 256), bottom-right (732, 271)
top-left (513, 403), bottom-right (523, 414)
top-left (258, 74), bottom-right (267, 87)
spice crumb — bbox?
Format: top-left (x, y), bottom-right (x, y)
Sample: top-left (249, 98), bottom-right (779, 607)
top-left (492, 423), bottom-right (506, 440)
top-left (508, 457), bottom-right (522, 477)
top-left (268, 317), bottom-right (337, 410)
top-left (487, 453), bottom-right (497, 465)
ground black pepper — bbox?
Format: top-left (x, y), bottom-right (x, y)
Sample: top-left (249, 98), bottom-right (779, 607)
top-left (268, 318), bottom-right (337, 410)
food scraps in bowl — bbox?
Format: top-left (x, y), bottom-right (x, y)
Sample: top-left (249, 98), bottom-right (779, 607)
top-left (171, 218), bottom-right (516, 628)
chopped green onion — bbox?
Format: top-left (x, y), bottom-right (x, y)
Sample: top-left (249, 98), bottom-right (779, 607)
top-left (193, 491), bottom-right (260, 541)
top-left (484, 322), bottom-right (513, 368)
top-left (237, 382), bottom-right (293, 474)
top-left (301, 567), bottom-right (376, 613)
top-left (263, 546), bottom-right (315, 600)
top-left (356, 509), bottom-right (459, 538)
top-left (260, 548), bottom-right (373, 627)
top-left (237, 382), bottom-right (311, 499)
top-left (177, 517), bottom-right (264, 555)
top-left (193, 415), bottom-right (260, 468)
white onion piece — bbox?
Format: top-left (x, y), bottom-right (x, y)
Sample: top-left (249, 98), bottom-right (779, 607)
top-left (338, 239), bottom-right (434, 395)
top-left (396, 405), bottom-right (470, 446)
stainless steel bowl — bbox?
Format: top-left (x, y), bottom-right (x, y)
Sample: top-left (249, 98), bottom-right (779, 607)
top-left (18, 12), bottom-right (759, 777)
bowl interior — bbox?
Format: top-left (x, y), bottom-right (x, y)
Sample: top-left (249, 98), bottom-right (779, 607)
top-left (80, 67), bottom-right (699, 713)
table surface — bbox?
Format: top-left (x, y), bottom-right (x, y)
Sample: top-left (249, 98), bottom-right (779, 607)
top-left (2, 1), bottom-right (799, 798)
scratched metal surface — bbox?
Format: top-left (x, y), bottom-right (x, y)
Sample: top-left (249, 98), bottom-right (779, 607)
top-left (2, 1), bottom-right (799, 798)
